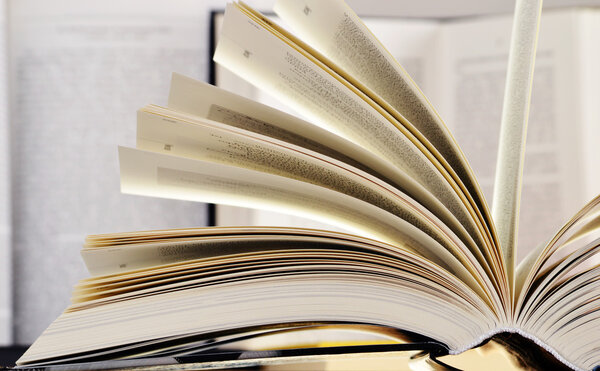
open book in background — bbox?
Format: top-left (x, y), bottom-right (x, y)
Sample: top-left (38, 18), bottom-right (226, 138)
top-left (213, 7), bottom-right (600, 264)
top-left (1, 0), bottom-right (219, 346)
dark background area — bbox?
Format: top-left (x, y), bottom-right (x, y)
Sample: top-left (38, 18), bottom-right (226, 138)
top-left (1, 346), bottom-right (28, 368)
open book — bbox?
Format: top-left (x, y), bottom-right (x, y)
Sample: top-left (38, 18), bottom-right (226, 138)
top-left (17, 0), bottom-right (600, 370)
top-left (212, 6), bottom-right (600, 264)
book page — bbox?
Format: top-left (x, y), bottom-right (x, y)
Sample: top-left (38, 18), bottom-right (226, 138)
top-left (516, 243), bottom-right (600, 369)
top-left (8, 0), bottom-right (209, 343)
top-left (578, 10), bottom-right (600, 224)
top-left (273, 0), bottom-right (495, 252)
top-left (439, 10), bottom-right (594, 266)
top-left (515, 195), bottom-right (600, 313)
top-left (19, 264), bottom-right (493, 366)
top-left (167, 75), bottom-right (501, 293)
top-left (491, 0), bottom-right (542, 290)
top-left (83, 234), bottom-right (386, 277)
top-left (169, 75), bottom-right (475, 252)
top-left (136, 106), bottom-right (498, 300)
top-left (514, 9), bottom-right (600, 305)
top-left (214, 4), bottom-right (494, 267)
top-left (361, 18), bottom-right (441, 107)
top-left (212, 14), bottom-right (441, 234)
top-left (119, 146), bottom-right (485, 292)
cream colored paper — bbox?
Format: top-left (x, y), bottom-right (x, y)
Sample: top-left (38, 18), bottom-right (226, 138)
top-left (492, 0), bottom-right (543, 295)
top-left (273, 0), bottom-right (494, 252)
top-left (213, 4), bottom-right (497, 279)
top-left (118, 146), bottom-right (483, 289)
top-left (168, 73), bottom-right (476, 258)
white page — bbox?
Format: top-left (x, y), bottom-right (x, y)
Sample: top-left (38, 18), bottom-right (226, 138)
top-left (576, 9), bottom-right (600, 272)
top-left (8, 0), bottom-right (209, 343)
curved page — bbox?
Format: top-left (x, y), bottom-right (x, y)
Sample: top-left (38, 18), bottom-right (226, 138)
top-left (167, 74), bottom-right (479, 270)
top-left (118, 146), bottom-right (482, 293)
top-left (273, 0), bottom-right (493, 238)
top-left (213, 3), bottom-right (494, 265)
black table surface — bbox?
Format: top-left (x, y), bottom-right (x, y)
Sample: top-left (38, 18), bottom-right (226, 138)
top-left (0, 346), bottom-right (28, 369)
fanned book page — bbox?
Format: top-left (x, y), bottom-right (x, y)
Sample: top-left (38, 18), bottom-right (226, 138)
top-left (213, 0), bottom-right (509, 314)
top-left (272, 0), bottom-right (494, 245)
top-left (15, 1), bottom-right (600, 370)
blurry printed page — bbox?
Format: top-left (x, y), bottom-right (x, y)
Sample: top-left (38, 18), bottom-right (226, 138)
top-left (439, 11), bottom-right (586, 262)
top-left (578, 10), bottom-right (600, 215)
top-left (8, 0), bottom-right (207, 343)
